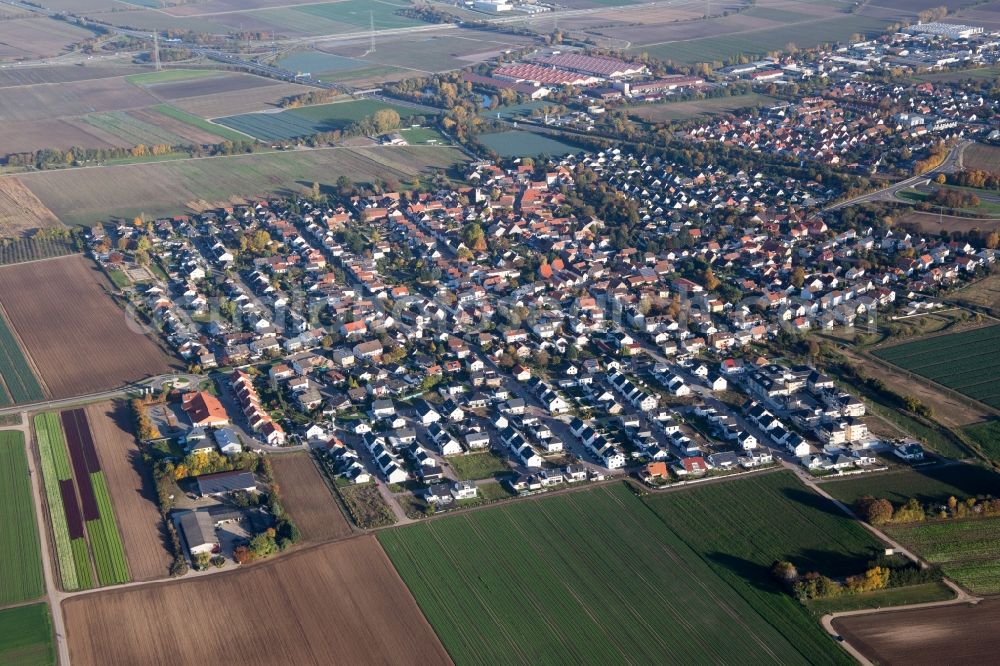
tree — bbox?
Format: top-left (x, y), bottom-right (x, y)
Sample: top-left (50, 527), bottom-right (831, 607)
top-left (311, 181), bottom-right (322, 203)
top-left (857, 495), bottom-right (894, 525)
top-left (233, 545), bottom-right (252, 564)
top-left (986, 231), bottom-right (999, 249)
top-left (791, 266), bottom-right (806, 288)
top-left (702, 266), bottom-right (720, 291)
top-left (249, 230), bottom-right (271, 254)
top-left (249, 533), bottom-right (278, 559)
top-left (807, 339), bottom-right (821, 359)
top-left (771, 560), bottom-right (799, 586)
top-left (371, 108), bottom-right (401, 134)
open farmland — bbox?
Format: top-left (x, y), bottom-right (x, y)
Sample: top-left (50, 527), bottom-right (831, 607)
top-left (896, 209), bottom-right (1000, 235)
top-left (0, 178), bottom-right (60, 237)
top-left (0, 430), bottom-right (45, 605)
top-left (170, 82), bottom-right (317, 118)
top-left (0, 604), bottom-right (55, 666)
top-left (963, 420), bottom-right (1000, 465)
top-left (64, 536), bottom-right (451, 666)
top-left (477, 130), bottom-right (581, 158)
top-left (963, 142), bottom-right (1000, 172)
top-left (216, 99), bottom-right (430, 141)
top-left (872, 325), bottom-right (1000, 409)
top-left (885, 517), bottom-right (1000, 595)
top-left (628, 93), bottom-right (780, 122)
top-left (0, 310), bottom-right (45, 406)
top-left (834, 598), bottom-right (1000, 666)
top-left (34, 412), bottom-right (92, 591)
top-left (380, 479), bottom-right (855, 666)
top-left (0, 255), bottom-right (179, 398)
top-left (0, 237), bottom-right (76, 267)
top-left (951, 273), bottom-right (1000, 315)
top-left (0, 16), bottom-right (94, 60)
top-left (641, 471), bottom-right (880, 664)
top-left (85, 401), bottom-right (171, 581)
top-left (16, 146), bottom-right (466, 224)
top-left (0, 78), bottom-right (159, 124)
top-left (271, 453), bottom-right (352, 543)
top-left (822, 463), bottom-right (1000, 506)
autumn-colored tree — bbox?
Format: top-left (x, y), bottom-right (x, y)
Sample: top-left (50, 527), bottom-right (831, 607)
top-left (857, 495), bottom-right (894, 525)
top-left (791, 266), bottom-right (806, 288)
top-left (703, 267), bottom-right (720, 291)
top-left (233, 545), bottom-right (252, 564)
top-left (371, 108), bottom-right (401, 134)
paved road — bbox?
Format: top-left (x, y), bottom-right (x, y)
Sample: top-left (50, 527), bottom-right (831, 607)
top-left (826, 141), bottom-right (970, 212)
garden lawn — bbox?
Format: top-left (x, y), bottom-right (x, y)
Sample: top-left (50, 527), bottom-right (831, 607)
top-left (0, 430), bottom-right (44, 605)
top-left (380, 480), bottom-right (853, 665)
top-left (446, 451), bottom-right (510, 480)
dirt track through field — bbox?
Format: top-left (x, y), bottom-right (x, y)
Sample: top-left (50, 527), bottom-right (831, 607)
top-left (271, 453), bottom-right (353, 542)
top-left (63, 536), bottom-right (453, 666)
top-left (0, 255), bottom-right (179, 398)
top-left (85, 400), bottom-right (172, 581)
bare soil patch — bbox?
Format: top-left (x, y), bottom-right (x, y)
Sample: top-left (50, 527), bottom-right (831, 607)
top-left (0, 178), bottom-right (60, 237)
top-left (0, 17), bottom-right (94, 60)
top-left (171, 82), bottom-right (314, 118)
top-left (0, 117), bottom-right (127, 155)
top-left (962, 143), bottom-right (1000, 172)
top-left (0, 77), bottom-right (158, 123)
top-left (85, 400), bottom-right (172, 581)
top-left (0, 255), bottom-right (179, 398)
top-left (144, 72), bottom-right (279, 100)
top-left (63, 536), bottom-right (453, 666)
top-left (0, 65), bottom-right (146, 88)
top-left (271, 453), bottom-right (352, 543)
top-left (898, 210), bottom-right (1000, 235)
top-left (833, 599), bottom-right (1000, 666)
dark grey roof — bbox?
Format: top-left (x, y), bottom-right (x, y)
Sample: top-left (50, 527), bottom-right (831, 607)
top-left (196, 470), bottom-right (256, 495)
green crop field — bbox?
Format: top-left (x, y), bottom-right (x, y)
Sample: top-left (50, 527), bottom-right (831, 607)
top-left (477, 130), bottom-right (581, 158)
top-left (150, 105), bottom-right (254, 143)
top-left (276, 51), bottom-right (368, 77)
top-left (216, 99), bottom-right (429, 141)
top-left (964, 420), bottom-right (1000, 464)
top-left (635, 16), bottom-right (890, 64)
top-left (0, 431), bottom-right (44, 605)
top-left (642, 471), bottom-right (880, 663)
top-left (381, 478), bottom-right (856, 666)
top-left (86, 471), bottom-right (129, 585)
top-left (0, 313), bottom-right (45, 405)
top-left (0, 604), bottom-right (55, 666)
top-left (822, 463), bottom-right (1000, 506)
top-left (292, 0), bottom-right (422, 31)
top-left (34, 413), bottom-right (83, 591)
top-left (872, 326), bottom-right (1000, 409)
top-left (886, 516), bottom-right (1000, 595)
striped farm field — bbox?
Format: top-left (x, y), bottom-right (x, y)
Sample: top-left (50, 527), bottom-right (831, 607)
top-left (0, 310), bottom-right (45, 406)
top-left (885, 516), bottom-right (1000, 595)
top-left (380, 477), bottom-right (857, 666)
top-left (872, 325), bottom-right (1000, 409)
top-left (0, 430), bottom-right (44, 605)
top-left (0, 603), bottom-right (55, 666)
top-left (34, 412), bottom-right (85, 591)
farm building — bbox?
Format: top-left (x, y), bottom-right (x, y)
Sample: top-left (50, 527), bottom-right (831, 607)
top-left (196, 470), bottom-right (257, 497)
top-left (178, 510), bottom-right (218, 556)
top-left (181, 391), bottom-right (230, 427)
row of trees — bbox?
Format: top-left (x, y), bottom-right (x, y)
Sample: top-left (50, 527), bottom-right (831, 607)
top-left (4, 138), bottom-right (262, 170)
top-left (858, 493), bottom-right (1000, 526)
top-left (773, 560), bottom-right (891, 601)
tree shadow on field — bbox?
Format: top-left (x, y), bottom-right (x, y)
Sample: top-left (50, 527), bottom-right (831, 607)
top-left (104, 400), bottom-right (174, 576)
top-left (781, 486), bottom-right (850, 520)
top-left (705, 552), bottom-right (780, 593)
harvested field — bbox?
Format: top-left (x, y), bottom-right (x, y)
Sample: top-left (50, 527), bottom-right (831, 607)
top-left (64, 536), bottom-right (452, 666)
top-left (962, 142), bottom-right (1000, 172)
top-left (897, 209), bottom-right (1000, 235)
top-left (18, 146), bottom-right (467, 224)
top-left (271, 453), bottom-right (351, 542)
top-left (0, 77), bottom-right (159, 123)
top-left (127, 108), bottom-right (230, 146)
top-left (0, 17), bottom-right (94, 60)
top-left (0, 117), bottom-right (130, 156)
top-left (0, 178), bottom-right (60, 236)
top-left (833, 598), bottom-right (1000, 666)
top-left (0, 65), bottom-right (145, 88)
top-left (170, 82), bottom-right (318, 118)
top-left (0, 255), bottom-right (179, 398)
top-left (86, 401), bottom-right (170, 581)
top-left (141, 72), bottom-right (280, 100)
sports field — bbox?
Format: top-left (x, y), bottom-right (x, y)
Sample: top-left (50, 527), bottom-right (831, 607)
top-left (0, 430), bottom-right (44, 605)
top-left (477, 130), bottom-right (581, 158)
top-left (381, 475), bottom-right (860, 665)
top-left (872, 325), bottom-right (1000, 409)
top-left (216, 99), bottom-right (428, 141)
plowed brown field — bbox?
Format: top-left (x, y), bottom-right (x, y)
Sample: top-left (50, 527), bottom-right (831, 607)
top-left (64, 536), bottom-right (453, 666)
top-left (833, 599), bottom-right (1000, 665)
top-left (0, 255), bottom-right (179, 398)
top-left (85, 400), bottom-right (172, 581)
top-left (271, 453), bottom-right (352, 542)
